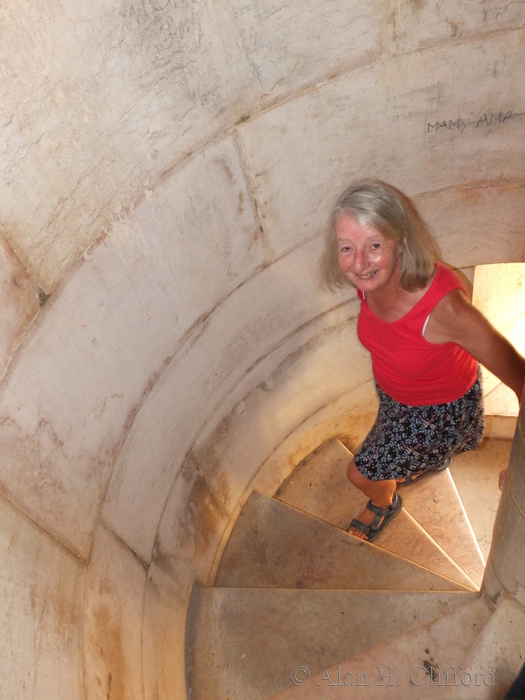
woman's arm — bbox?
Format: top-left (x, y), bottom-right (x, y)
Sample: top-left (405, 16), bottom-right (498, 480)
top-left (424, 288), bottom-right (525, 402)
top-left (427, 290), bottom-right (525, 493)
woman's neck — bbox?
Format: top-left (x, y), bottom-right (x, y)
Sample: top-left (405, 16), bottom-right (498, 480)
top-left (366, 270), bottom-right (436, 323)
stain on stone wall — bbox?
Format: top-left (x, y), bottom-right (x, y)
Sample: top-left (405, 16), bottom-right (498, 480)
top-left (404, 0), bottom-right (427, 11)
top-left (91, 600), bottom-right (126, 700)
top-left (0, 228), bottom-right (40, 371)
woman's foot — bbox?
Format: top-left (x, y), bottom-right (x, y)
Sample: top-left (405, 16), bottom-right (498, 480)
top-left (347, 493), bottom-right (403, 541)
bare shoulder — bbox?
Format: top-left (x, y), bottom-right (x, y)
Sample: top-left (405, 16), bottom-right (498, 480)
top-left (424, 288), bottom-right (487, 345)
top-left (425, 285), bottom-right (525, 397)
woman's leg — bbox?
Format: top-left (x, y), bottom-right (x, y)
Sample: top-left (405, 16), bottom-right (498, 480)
top-left (347, 458), bottom-right (397, 539)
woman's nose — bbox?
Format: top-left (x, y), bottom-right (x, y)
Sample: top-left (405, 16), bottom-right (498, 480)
top-left (353, 249), bottom-right (366, 272)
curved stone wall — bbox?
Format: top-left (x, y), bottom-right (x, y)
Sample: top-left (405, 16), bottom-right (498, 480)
top-left (0, 3), bottom-right (525, 699)
top-left (484, 395), bottom-right (525, 605)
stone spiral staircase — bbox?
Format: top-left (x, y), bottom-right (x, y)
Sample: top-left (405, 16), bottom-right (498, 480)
top-left (186, 438), bottom-right (525, 700)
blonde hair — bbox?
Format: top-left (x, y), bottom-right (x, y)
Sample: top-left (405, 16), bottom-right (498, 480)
top-left (322, 180), bottom-right (441, 292)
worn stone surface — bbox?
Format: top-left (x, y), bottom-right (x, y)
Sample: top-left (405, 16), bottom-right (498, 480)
top-left (0, 494), bottom-right (84, 700)
top-left (188, 587), bottom-right (478, 700)
top-left (215, 492), bottom-right (469, 591)
top-left (416, 185), bottom-right (525, 270)
top-left (268, 596), bottom-right (494, 699)
top-left (272, 438), bottom-right (488, 588)
top-left (0, 0), bottom-right (384, 291)
top-left (151, 451), bottom-right (231, 591)
top-left (393, 0), bottom-right (525, 53)
top-left (0, 6), bottom-right (524, 700)
top-left (238, 31), bottom-right (525, 260)
top-left (400, 469), bottom-right (486, 587)
top-left (489, 462), bottom-right (525, 608)
top-left (446, 593), bottom-right (525, 700)
top-left (0, 135), bottom-right (262, 560)
top-left (276, 439), bottom-right (477, 589)
top-left (247, 382), bottom-right (379, 502)
top-left (83, 525), bottom-right (147, 700)
top-left (450, 439), bottom-right (511, 559)
top-left (103, 239), bottom-right (358, 562)
top-left (483, 408), bottom-right (525, 600)
top-left (142, 564), bottom-right (190, 700)
top-left (0, 229), bottom-right (40, 377)
top-left (191, 298), bottom-right (371, 507)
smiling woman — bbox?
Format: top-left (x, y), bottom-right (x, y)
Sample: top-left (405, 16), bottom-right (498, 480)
top-left (322, 180), bottom-right (525, 543)
top-left (335, 215), bottom-right (403, 293)
top-left (323, 180), bottom-right (440, 294)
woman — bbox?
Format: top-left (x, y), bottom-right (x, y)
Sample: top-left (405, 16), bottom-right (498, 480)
top-left (322, 180), bottom-right (525, 542)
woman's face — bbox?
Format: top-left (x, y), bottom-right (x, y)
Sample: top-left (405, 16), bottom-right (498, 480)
top-left (335, 213), bottom-right (404, 293)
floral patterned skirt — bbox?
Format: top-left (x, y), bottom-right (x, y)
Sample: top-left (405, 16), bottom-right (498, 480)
top-left (354, 374), bottom-right (485, 481)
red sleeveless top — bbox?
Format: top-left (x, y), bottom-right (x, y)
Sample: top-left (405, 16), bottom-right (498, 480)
top-left (357, 263), bottom-right (478, 405)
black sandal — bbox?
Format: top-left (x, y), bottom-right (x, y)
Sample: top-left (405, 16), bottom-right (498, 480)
top-left (347, 492), bottom-right (403, 542)
top-left (396, 458), bottom-right (451, 487)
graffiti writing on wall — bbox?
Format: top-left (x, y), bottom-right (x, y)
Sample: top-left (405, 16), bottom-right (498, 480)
top-left (427, 110), bottom-right (525, 134)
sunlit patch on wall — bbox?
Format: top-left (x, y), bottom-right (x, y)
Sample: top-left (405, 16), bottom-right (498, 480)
top-left (473, 263), bottom-right (525, 418)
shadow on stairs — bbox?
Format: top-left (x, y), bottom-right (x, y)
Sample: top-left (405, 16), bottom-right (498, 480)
top-left (186, 439), bottom-right (525, 699)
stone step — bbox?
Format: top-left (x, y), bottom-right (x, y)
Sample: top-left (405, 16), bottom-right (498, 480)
top-left (267, 594), bottom-right (494, 699)
top-left (186, 587), bottom-right (479, 700)
top-left (275, 439), bottom-right (479, 589)
top-left (448, 438), bottom-right (512, 560)
top-left (438, 592), bottom-right (525, 699)
top-left (214, 492), bottom-right (471, 592)
top-left (400, 471), bottom-right (485, 587)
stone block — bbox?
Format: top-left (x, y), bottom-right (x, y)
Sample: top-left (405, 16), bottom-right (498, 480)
top-left (249, 381), bottom-right (378, 498)
top-left (238, 30), bottom-right (525, 258)
top-left (152, 452), bottom-right (230, 591)
top-left (0, 136), bottom-right (261, 559)
top-left (0, 495), bottom-right (84, 700)
top-left (0, 0), bottom-right (385, 290)
top-left (394, 0), bottom-right (488, 53)
top-left (83, 525), bottom-right (147, 700)
top-left (143, 564), bottom-right (191, 700)
top-left (103, 237), bottom-right (352, 561)
top-left (415, 185), bottom-right (525, 270)
top-left (0, 229), bottom-right (39, 376)
top-left (489, 485), bottom-right (525, 607)
top-left (191, 306), bottom-right (370, 506)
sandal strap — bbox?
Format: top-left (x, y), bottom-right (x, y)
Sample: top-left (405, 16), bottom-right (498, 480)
top-left (366, 494), bottom-right (398, 518)
top-left (400, 473), bottom-right (419, 484)
top-left (349, 511), bottom-right (386, 535)
top-left (399, 458), bottom-right (452, 486)
top-left (348, 518), bottom-right (371, 536)
top-left (348, 494), bottom-right (403, 542)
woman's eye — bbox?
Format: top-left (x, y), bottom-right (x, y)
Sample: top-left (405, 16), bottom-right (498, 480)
top-left (370, 243), bottom-right (382, 251)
